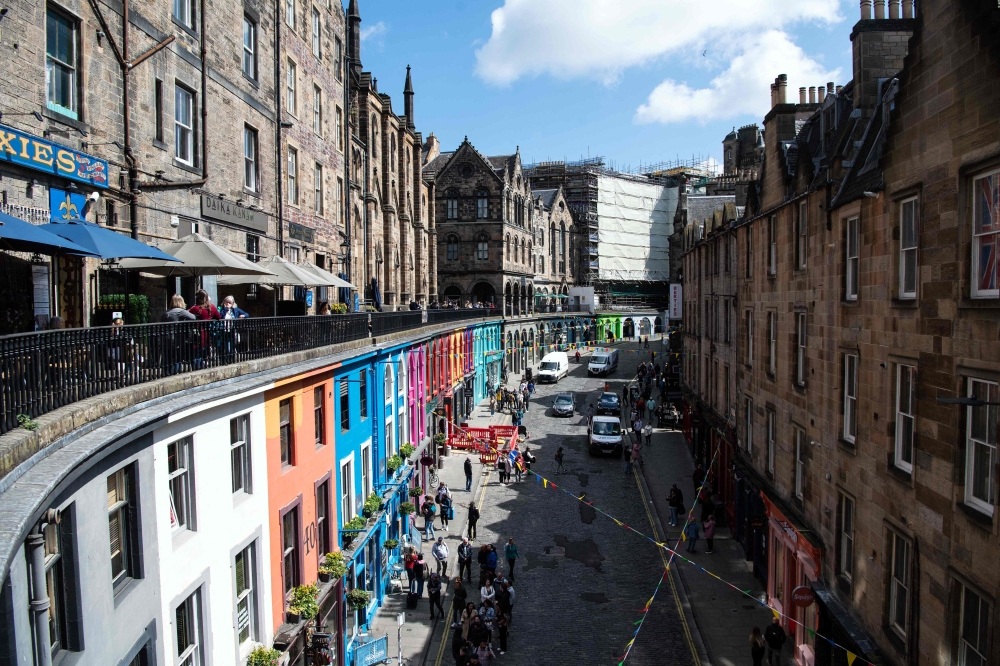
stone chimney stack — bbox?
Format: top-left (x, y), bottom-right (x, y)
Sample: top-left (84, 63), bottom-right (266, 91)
top-left (808, 87), bottom-right (816, 103)
top-left (889, 0), bottom-right (901, 18)
top-left (770, 83), bottom-right (777, 107)
top-left (852, 0), bottom-right (917, 110)
top-left (836, 85), bottom-right (843, 94)
top-left (817, 86), bottom-right (826, 103)
top-left (827, 82), bottom-right (835, 95)
top-left (861, 0), bottom-right (872, 18)
top-left (799, 87), bottom-right (807, 104)
top-left (902, 0), bottom-right (914, 18)
top-left (776, 74), bottom-right (787, 104)
top-left (874, 0), bottom-right (886, 19)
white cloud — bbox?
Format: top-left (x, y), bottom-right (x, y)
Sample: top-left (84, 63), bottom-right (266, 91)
top-left (635, 30), bottom-right (841, 125)
top-left (360, 21), bottom-right (387, 42)
top-left (474, 0), bottom-right (841, 86)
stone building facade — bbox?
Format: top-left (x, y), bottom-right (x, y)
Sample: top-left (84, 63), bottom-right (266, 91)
top-left (424, 138), bottom-right (541, 315)
top-left (681, 2), bottom-right (1000, 666)
top-left (530, 186), bottom-right (576, 311)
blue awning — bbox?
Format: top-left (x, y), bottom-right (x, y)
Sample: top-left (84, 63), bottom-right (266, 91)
top-left (0, 210), bottom-right (98, 256)
top-left (38, 220), bottom-right (180, 261)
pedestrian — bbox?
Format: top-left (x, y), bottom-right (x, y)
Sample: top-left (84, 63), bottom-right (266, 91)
top-left (468, 501), bottom-right (480, 540)
top-left (162, 294), bottom-right (197, 322)
top-left (220, 295), bottom-right (249, 319)
top-left (485, 544), bottom-right (498, 577)
top-left (704, 515), bottom-right (716, 553)
top-left (452, 625), bottom-right (468, 663)
top-left (667, 485), bottom-right (684, 526)
top-left (458, 537), bottom-right (474, 583)
top-left (633, 416), bottom-right (643, 441)
top-left (477, 544), bottom-right (489, 587)
top-left (505, 580), bottom-right (515, 624)
top-left (453, 579), bottom-right (468, 627)
top-left (422, 498), bottom-right (437, 541)
top-left (439, 492), bottom-right (453, 531)
top-left (750, 626), bottom-right (766, 666)
top-left (513, 454), bottom-right (523, 483)
top-left (432, 537), bottom-right (450, 576)
top-left (693, 463), bottom-right (705, 489)
top-left (465, 456), bottom-right (474, 491)
top-left (522, 447), bottom-right (535, 474)
top-left (764, 617), bottom-right (787, 666)
top-left (684, 521), bottom-right (699, 553)
top-left (412, 552), bottom-right (427, 596)
top-left (188, 289), bottom-right (221, 320)
top-left (480, 579), bottom-right (496, 605)
top-left (478, 600), bottom-right (496, 644)
top-left (554, 446), bottom-right (565, 474)
top-left (468, 617), bottom-right (488, 649)
top-left (428, 573), bottom-right (445, 619)
top-left (504, 538), bottom-right (519, 580)
top-left (497, 613), bottom-right (510, 654)
top-left (644, 422), bottom-right (653, 446)
top-left (626, 441), bottom-right (641, 474)
top-left (475, 641), bottom-right (496, 666)
top-left (461, 602), bottom-right (478, 641)
top-left (497, 456), bottom-right (507, 485)
top-left (404, 547), bottom-right (417, 588)
top-left (647, 397), bottom-right (656, 420)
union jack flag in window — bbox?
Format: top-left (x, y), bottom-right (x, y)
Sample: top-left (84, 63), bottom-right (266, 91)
top-left (974, 171), bottom-right (1000, 296)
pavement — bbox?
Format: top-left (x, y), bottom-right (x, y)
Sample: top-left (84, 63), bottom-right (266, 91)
top-left (367, 338), bottom-right (779, 666)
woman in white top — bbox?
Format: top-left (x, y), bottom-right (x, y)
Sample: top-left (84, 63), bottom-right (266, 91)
top-left (480, 580), bottom-right (496, 604)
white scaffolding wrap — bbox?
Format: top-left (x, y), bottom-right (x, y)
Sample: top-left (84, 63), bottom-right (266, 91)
top-left (595, 174), bottom-right (677, 282)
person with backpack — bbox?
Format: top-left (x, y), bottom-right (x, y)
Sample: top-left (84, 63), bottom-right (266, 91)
top-left (684, 520), bottom-right (700, 553)
top-left (504, 538), bottom-right (519, 581)
top-left (764, 616), bottom-right (787, 666)
top-left (704, 515), bottom-right (717, 553)
top-left (432, 537), bottom-right (450, 576)
top-left (412, 553), bottom-right (427, 596)
top-left (468, 501), bottom-right (480, 540)
top-left (485, 544), bottom-right (498, 577)
top-left (422, 498), bottom-right (437, 542)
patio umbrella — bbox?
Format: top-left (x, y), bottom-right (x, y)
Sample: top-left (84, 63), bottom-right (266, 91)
top-left (118, 233), bottom-right (273, 277)
top-left (37, 219), bottom-right (179, 262)
top-left (0, 210), bottom-right (99, 256)
top-left (296, 262), bottom-right (355, 289)
top-left (217, 255), bottom-right (315, 286)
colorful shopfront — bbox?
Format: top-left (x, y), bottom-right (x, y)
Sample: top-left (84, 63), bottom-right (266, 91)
top-left (763, 494), bottom-right (823, 666)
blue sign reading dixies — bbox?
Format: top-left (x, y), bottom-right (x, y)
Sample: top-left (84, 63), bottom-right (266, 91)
top-left (353, 636), bottom-right (388, 665)
top-left (0, 123), bottom-right (109, 188)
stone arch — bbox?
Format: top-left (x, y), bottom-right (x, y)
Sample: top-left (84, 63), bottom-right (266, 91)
top-left (504, 282), bottom-right (512, 317)
top-left (443, 285), bottom-right (463, 303)
top-left (639, 317), bottom-right (652, 337)
top-left (654, 316), bottom-right (663, 334)
top-left (623, 317), bottom-right (635, 339)
top-left (471, 281), bottom-right (495, 306)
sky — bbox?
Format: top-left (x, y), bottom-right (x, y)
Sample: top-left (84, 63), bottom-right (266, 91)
top-left (351, 0), bottom-right (857, 172)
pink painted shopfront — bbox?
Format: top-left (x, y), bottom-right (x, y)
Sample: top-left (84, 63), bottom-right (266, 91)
top-left (763, 494), bottom-right (823, 666)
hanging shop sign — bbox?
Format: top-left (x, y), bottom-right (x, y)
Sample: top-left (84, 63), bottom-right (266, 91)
top-left (288, 221), bottom-right (316, 244)
top-left (49, 188), bottom-right (88, 223)
top-left (791, 585), bottom-right (816, 607)
top-left (669, 284), bottom-right (682, 319)
top-left (200, 194), bottom-right (268, 232)
top-left (0, 123), bottom-right (108, 187)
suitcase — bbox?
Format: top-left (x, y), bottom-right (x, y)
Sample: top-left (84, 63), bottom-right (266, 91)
top-left (447, 506), bottom-right (455, 520)
top-left (406, 592), bottom-right (419, 609)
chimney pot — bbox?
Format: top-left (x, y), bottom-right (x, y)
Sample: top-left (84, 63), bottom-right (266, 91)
top-left (861, 0), bottom-right (873, 19)
top-left (874, 0), bottom-right (886, 19)
top-left (827, 82), bottom-right (835, 94)
top-left (902, 0), bottom-right (913, 18)
top-left (818, 87), bottom-right (826, 103)
top-left (809, 87), bottom-right (816, 104)
top-left (836, 85), bottom-right (843, 94)
top-left (889, 0), bottom-right (901, 18)
top-left (799, 87), bottom-right (807, 104)
top-left (777, 74), bottom-right (787, 104)
top-left (770, 84), bottom-right (777, 107)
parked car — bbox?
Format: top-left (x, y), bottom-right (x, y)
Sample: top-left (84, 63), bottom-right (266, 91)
top-left (595, 392), bottom-right (621, 416)
top-left (552, 393), bottom-right (575, 417)
top-left (537, 352), bottom-right (570, 383)
top-left (588, 415), bottom-right (624, 457)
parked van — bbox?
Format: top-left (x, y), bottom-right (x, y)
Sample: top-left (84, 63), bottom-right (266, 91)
top-left (537, 352), bottom-right (570, 383)
top-left (588, 349), bottom-right (619, 376)
top-left (588, 415), bottom-right (624, 457)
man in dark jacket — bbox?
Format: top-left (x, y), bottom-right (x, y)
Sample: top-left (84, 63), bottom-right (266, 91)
top-left (458, 537), bottom-right (474, 583)
top-left (764, 616), bottom-right (787, 666)
top-left (412, 554), bottom-right (426, 597)
top-left (464, 457), bottom-right (474, 491)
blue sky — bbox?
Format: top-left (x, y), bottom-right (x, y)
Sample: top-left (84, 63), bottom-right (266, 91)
top-left (352, 0), bottom-right (856, 170)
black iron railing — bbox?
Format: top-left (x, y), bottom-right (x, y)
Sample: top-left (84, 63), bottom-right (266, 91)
top-left (0, 309), bottom-right (503, 436)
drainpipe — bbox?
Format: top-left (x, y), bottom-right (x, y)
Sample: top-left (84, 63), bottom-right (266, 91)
top-left (343, 10), bottom-right (351, 302)
top-left (27, 518), bottom-right (54, 666)
top-left (274, 1), bottom-right (284, 259)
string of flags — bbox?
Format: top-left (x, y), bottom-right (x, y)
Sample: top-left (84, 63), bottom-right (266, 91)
top-left (617, 570), bottom-right (667, 666)
top-left (448, 408), bottom-right (874, 666)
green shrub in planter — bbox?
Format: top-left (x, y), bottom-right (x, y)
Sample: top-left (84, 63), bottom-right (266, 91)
top-left (330, 302), bottom-right (348, 314)
top-left (247, 645), bottom-right (281, 666)
top-left (386, 454), bottom-right (403, 474)
top-left (408, 486), bottom-right (423, 498)
top-left (362, 493), bottom-right (383, 517)
top-left (383, 538), bottom-right (399, 550)
top-left (344, 515), bottom-right (367, 531)
top-left (399, 443), bottom-right (415, 458)
top-left (288, 583), bottom-right (320, 620)
top-left (433, 432), bottom-right (447, 446)
top-left (346, 588), bottom-right (371, 609)
top-left (319, 551), bottom-right (347, 579)
top-left (399, 502), bottom-right (415, 516)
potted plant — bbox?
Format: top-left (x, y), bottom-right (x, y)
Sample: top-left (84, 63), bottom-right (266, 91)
top-left (399, 501), bottom-right (415, 517)
top-left (399, 443), bottom-right (415, 458)
top-left (286, 583), bottom-right (319, 623)
top-left (247, 645), bottom-right (281, 666)
top-left (341, 515), bottom-right (367, 548)
top-left (386, 454), bottom-right (403, 475)
top-left (383, 538), bottom-right (399, 551)
top-left (408, 486), bottom-right (423, 498)
top-left (318, 551), bottom-right (347, 583)
top-left (362, 493), bottom-right (383, 517)
top-left (346, 588), bottom-right (371, 610)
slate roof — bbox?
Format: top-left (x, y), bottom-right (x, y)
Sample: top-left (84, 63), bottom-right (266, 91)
top-left (487, 154), bottom-right (517, 175)
top-left (532, 188), bottom-right (559, 209)
top-left (422, 152), bottom-right (454, 176)
top-left (687, 195), bottom-right (735, 226)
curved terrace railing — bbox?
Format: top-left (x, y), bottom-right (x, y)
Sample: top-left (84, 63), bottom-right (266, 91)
top-left (0, 308), bottom-right (500, 435)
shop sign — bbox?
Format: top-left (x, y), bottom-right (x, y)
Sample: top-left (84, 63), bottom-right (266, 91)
top-left (49, 188), bottom-right (88, 223)
top-left (0, 123), bottom-right (108, 187)
top-left (288, 221), bottom-right (316, 244)
top-left (791, 585), bottom-right (815, 607)
top-left (200, 194), bottom-right (268, 232)
top-left (669, 284), bottom-right (682, 319)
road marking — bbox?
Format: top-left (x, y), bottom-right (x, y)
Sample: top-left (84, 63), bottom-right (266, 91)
top-left (633, 467), bottom-right (701, 666)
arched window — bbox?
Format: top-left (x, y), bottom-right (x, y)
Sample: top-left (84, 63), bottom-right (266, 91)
top-left (540, 255), bottom-right (545, 273)
top-left (384, 364), bottom-right (394, 404)
top-left (560, 223), bottom-right (567, 257)
top-left (529, 242), bottom-right (534, 270)
top-left (406, 147), bottom-right (411, 170)
top-left (550, 224), bottom-right (556, 265)
top-left (370, 114), bottom-right (378, 158)
top-left (446, 234), bottom-right (459, 261)
top-left (520, 238), bottom-right (525, 264)
top-left (476, 189), bottom-right (489, 219)
top-left (476, 232), bottom-right (489, 260)
top-left (505, 234), bottom-right (510, 261)
top-left (390, 134), bottom-right (396, 172)
top-left (446, 189), bottom-right (458, 219)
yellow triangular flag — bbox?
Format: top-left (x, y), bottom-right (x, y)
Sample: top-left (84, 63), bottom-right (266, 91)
top-left (846, 652), bottom-right (857, 666)
top-left (771, 608), bottom-right (781, 621)
top-left (543, 479), bottom-right (548, 488)
top-left (680, 532), bottom-right (687, 542)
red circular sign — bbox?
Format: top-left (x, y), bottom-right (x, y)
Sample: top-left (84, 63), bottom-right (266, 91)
top-left (791, 586), bottom-right (815, 607)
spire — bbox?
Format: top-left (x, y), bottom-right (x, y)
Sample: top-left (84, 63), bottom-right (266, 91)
top-left (347, 0), bottom-right (359, 18)
top-left (348, 0), bottom-right (362, 76)
top-left (403, 65), bottom-right (414, 129)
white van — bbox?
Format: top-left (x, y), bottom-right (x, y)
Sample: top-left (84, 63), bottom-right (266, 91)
top-left (537, 352), bottom-right (570, 383)
top-left (588, 415), bottom-right (624, 457)
top-left (588, 349), bottom-right (619, 376)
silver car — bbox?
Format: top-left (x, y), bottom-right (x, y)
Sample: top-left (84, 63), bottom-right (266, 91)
top-left (552, 393), bottom-right (575, 417)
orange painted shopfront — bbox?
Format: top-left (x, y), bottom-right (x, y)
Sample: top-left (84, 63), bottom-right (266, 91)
top-left (265, 366), bottom-right (339, 632)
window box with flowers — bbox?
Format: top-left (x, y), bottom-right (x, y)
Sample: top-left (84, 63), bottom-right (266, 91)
top-left (399, 443), bottom-right (415, 458)
top-left (286, 583), bottom-right (319, 624)
top-left (346, 588), bottom-right (371, 610)
top-left (318, 550), bottom-right (347, 583)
